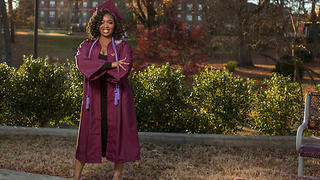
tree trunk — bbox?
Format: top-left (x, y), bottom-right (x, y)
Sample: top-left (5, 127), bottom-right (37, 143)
top-left (238, 36), bottom-right (253, 67)
top-left (237, 0), bottom-right (253, 67)
top-left (0, 14), bottom-right (3, 61)
top-left (292, 41), bottom-right (300, 82)
top-left (311, 0), bottom-right (318, 58)
top-left (0, 0), bottom-right (12, 66)
top-left (8, 0), bottom-right (14, 43)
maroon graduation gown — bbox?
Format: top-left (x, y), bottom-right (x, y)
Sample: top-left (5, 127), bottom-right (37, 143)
top-left (75, 39), bottom-right (140, 163)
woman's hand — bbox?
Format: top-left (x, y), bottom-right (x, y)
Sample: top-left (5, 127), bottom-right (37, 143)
top-left (112, 57), bottom-right (129, 72)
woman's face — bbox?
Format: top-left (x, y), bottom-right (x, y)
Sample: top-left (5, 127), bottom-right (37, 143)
top-left (99, 13), bottom-right (115, 39)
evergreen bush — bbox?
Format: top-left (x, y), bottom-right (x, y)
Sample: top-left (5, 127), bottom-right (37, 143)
top-left (3, 56), bottom-right (68, 127)
top-left (190, 67), bottom-right (255, 134)
top-left (129, 63), bottom-right (190, 132)
top-left (296, 47), bottom-right (313, 63)
top-left (273, 55), bottom-right (304, 80)
top-left (0, 63), bottom-right (16, 123)
top-left (63, 60), bottom-right (83, 126)
top-left (252, 73), bottom-right (303, 135)
top-left (225, 61), bottom-right (238, 72)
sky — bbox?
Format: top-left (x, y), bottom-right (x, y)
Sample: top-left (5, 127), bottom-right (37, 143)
top-left (248, 0), bottom-right (259, 4)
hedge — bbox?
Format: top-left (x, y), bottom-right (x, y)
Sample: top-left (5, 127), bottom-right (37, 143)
top-left (190, 67), bottom-right (255, 134)
top-left (0, 57), bottom-right (304, 135)
top-left (252, 73), bottom-right (303, 135)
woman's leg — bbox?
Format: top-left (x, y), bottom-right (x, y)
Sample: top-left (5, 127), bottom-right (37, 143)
top-left (113, 163), bottom-right (124, 180)
top-left (73, 159), bottom-right (85, 180)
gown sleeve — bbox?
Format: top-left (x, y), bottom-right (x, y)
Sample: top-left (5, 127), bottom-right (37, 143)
top-left (106, 41), bottom-right (133, 83)
top-left (75, 39), bottom-right (107, 80)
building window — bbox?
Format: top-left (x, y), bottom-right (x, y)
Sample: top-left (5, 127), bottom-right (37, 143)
top-left (115, 2), bottom-right (118, 7)
top-left (126, 3), bottom-right (129, 7)
top-left (198, 4), bottom-right (203, 11)
top-left (83, 12), bottom-right (87, 18)
top-left (177, 14), bottom-right (182, 18)
top-left (83, 2), bottom-right (87, 7)
top-left (72, 2), bottom-right (75, 6)
top-left (187, 4), bottom-right (193, 11)
top-left (60, 1), bottom-right (64, 7)
top-left (92, 1), bottom-right (98, 8)
top-left (198, 15), bottom-right (202, 21)
top-left (178, 4), bottom-right (182, 10)
top-left (40, 0), bottom-right (45, 6)
top-left (40, 21), bottom-right (45, 26)
top-left (72, 12), bottom-right (75, 17)
top-left (50, 1), bottom-right (56, 7)
top-left (51, 21), bottom-right (55, 25)
top-left (186, 14), bottom-right (192, 21)
top-left (40, 11), bottom-right (45, 18)
top-left (61, 11), bottom-right (64, 16)
top-left (49, 11), bottom-right (55, 18)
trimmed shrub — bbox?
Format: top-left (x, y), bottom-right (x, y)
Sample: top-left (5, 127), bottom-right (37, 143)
top-left (63, 60), bottom-right (83, 126)
top-left (190, 67), bottom-right (255, 134)
top-left (3, 56), bottom-right (68, 127)
top-left (316, 84), bottom-right (320, 92)
top-left (225, 61), bottom-right (238, 72)
top-left (0, 63), bottom-right (16, 123)
top-left (296, 47), bottom-right (313, 63)
top-left (273, 55), bottom-right (304, 80)
top-left (129, 63), bottom-right (190, 132)
top-left (252, 73), bottom-right (303, 135)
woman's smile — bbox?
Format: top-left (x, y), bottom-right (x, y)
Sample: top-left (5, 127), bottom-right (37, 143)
top-left (99, 14), bottom-right (115, 38)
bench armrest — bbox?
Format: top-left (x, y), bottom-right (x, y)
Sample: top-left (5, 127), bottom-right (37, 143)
top-left (296, 94), bottom-right (310, 152)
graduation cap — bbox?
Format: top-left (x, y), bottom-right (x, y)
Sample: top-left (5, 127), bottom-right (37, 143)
top-left (90, 0), bottom-right (123, 20)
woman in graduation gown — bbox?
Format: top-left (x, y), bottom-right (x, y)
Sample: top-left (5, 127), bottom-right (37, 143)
top-left (73, 1), bottom-right (140, 179)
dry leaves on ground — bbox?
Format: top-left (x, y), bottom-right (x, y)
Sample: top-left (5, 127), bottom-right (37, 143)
top-left (0, 135), bottom-right (319, 180)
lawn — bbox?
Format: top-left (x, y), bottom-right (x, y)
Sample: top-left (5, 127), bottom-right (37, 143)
top-left (0, 135), bottom-right (319, 179)
top-left (10, 33), bottom-right (86, 67)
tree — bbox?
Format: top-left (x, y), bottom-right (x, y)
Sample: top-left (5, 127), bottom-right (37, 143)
top-left (0, 11), bottom-right (2, 61)
top-left (0, 0), bottom-right (12, 66)
top-left (310, 0), bottom-right (319, 58)
top-left (128, 0), bottom-right (173, 29)
top-left (202, 0), bottom-right (255, 67)
top-left (15, 0), bottom-right (34, 27)
top-left (8, 0), bottom-right (15, 42)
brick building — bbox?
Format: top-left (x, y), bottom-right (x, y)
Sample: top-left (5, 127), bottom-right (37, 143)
top-left (38, 0), bottom-right (129, 28)
top-left (36, 0), bottom-right (203, 29)
top-left (174, 0), bottom-right (204, 26)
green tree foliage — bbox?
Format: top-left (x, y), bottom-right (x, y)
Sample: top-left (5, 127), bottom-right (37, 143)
top-left (190, 67), bottom-right (255, 134)
top-left (252, 73), bottom-right (303, 135)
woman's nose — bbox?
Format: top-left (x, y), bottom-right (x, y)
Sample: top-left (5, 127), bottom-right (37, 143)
top-left (102, 23), bottom-right (108, 28)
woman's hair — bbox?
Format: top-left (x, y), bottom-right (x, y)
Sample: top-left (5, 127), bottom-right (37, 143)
top-left (86, 9), bottom-right (124, 40)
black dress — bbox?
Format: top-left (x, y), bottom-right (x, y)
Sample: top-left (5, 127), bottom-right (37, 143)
top-left (98, 54), bottom-right (112, 157)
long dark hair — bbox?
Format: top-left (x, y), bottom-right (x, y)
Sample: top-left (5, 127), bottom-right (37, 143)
top-left (86, 9), bottom-right (124, 40)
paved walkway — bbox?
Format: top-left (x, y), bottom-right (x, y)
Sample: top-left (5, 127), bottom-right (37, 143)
top-left (0, 169), bottom-right (71, 180)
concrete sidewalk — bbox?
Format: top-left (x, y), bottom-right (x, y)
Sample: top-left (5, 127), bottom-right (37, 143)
top-left (0, 169), bottom-right (71, 180)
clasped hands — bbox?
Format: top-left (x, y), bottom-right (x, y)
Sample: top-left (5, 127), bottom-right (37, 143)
top-left (100, 48), bottom-right (129, 72)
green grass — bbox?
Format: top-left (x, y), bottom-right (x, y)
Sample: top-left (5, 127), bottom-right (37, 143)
top-left (9, 34), bottom-right (138, 67)
top-left (10, 34), bottom-right (86, 67)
